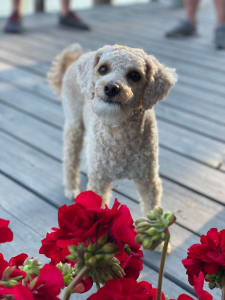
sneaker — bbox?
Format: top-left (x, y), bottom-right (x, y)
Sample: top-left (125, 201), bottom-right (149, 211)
top-left (165, 20), bottom-right (197, 38)
top-left (59, 11), bottom-right (90, 31)
top-left (214, 24), bottom-right (225, 50)
top-left (3, 11), bottom-right (23, 34)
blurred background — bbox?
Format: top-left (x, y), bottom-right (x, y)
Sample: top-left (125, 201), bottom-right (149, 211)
top-left (0, 0), bottom-right (186, 16)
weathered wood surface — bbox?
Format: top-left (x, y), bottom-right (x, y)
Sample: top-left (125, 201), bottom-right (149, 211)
top-left (0, 1), bottom-right (225, 298)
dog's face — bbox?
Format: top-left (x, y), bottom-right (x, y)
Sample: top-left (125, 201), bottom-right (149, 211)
top-left (90, 45), bottom-right (176, 126)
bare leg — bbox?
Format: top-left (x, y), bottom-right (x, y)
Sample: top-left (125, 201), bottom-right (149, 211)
top-left (12, 0), bottom-right (22, 15)
top-left (63, 122), bottom-right (84, 199)
top-left (87, 173), bottom-right (112, 207)
top-left (184, 0), bottom-right (200, 24)
top-left (134, 177), bottom-right (162, 215)
top-left (60, 0), bottom-right (70, 16)
top-left (214, 0), bottom-right (225, 25)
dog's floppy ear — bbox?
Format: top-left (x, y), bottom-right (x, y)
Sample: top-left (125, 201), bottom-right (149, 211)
top-left (77, 49), bottom-right (103, 100)
top-left (143, 55), bottom-right (177, 109)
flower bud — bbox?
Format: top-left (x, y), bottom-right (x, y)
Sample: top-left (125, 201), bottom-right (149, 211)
top-left (142, 237), bottom-right (153, 249)
top-left (22, 258), bottom-right (42, 277)
top-left (137, 227), bottom-right (149, 234)
top-left (88, 243), bottom-right (97, 252)
top-left (165, 213), bottom-right (176, 225)
top-left (99, 243), bottom-right (118, 254)
top-left (135, 217), bottom-right (149, 225)
top-left (136, 222), bottom-right (151, 229)
top-left (145, 227), bottom-right (159, 236)
top-left (84, 252), bottom-right (92, 262)
top-left (103, 254), bottom-right (114, 263)
top-left (95, 254), bottom-right (105, 262)
top-left (68, 245), bottom-right (77, 253)
top-left (97, 235), bottom-right (107, 248)
top-left (153, 207), bottom-right (163, 217)
top-left (124, 244), bottom-right (132, 255)
top-left (147, 211), bottom-right (157, 220)
top-left (136, 233), bottom-right (145, 244)
top-left (87, 257), bottom-right (96, 266)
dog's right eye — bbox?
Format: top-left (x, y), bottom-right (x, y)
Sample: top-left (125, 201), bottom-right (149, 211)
top-left (98, 65), bottom-right (108, 75)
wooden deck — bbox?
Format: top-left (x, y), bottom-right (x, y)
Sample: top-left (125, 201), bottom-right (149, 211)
top-left (0, 1), bottom-right (225, 298)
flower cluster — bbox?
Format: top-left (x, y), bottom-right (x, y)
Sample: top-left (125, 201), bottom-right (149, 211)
top-left (0, 218), bottom-right (64, 300)
top-left (2, 192), bottom-right (224, 300)
top-left (135, 207), bottom-right (176, 250)
top-left (182, 228), bottom-right (225, 290)
top-left (40, 191), bottom-right (143, 288)
top-left (87, 277), bottom-right (166, 300)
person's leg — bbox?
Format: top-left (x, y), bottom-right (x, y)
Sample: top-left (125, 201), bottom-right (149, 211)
top-left (184, 0), bottom-right (200, 24)
top-left (214, 0), bottom-right (225, 25)
top-left (59, 0), bottom-right (90, 30)
top-left (213, 0), bottom-right (225, 49)
top-left (165, 0), bottom-right (200, 38)
top-left (4, 0), bottom-right (23, 33)
top-left (60, 0), bottom-right (70, 16)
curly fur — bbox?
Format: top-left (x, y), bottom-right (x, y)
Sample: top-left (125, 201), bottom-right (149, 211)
top-left (48, 43), bottom-right (177, 214)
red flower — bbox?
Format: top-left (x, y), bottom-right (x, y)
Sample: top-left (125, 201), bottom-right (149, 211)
top-left (0, 284), bottom-right (33, 300)
top-left (0, 218), bottom-right (13, 244)
top-left (40, 191), bottom-right (140, 265)
top-left (171, 273), bottom-right (213, 300)
top-left (182, 228), bottom-right (225, 285)
top-left (0, 253), bottom-right (27, 280)
top-left (193, 272), bottom-right (213, 300)
top-left (176, 295), bottom-right (194, 300)
top-left (87, 278), bottom-right (165, 300)
top-left (0, 265), bottom-right (64, 300)
top-left (117, 250), bottom-right (143, 279)
top-left (73, 278), bottom-right (93, 293)
top-left (31, 264), bottom-right (64, 300)
top-left (110, 200), bottom-right (140, 251)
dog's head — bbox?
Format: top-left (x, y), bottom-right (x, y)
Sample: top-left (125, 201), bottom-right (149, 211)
top-left (89, 45), bottom-right (177, 126)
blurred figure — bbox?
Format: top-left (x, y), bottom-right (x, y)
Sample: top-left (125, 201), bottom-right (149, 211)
top-left (165, 0), bottom-right (225, 49)
top-left (3, 0), bottom-right (90, 33)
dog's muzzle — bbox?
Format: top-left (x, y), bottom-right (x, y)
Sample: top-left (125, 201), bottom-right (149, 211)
top-left (104, 82), bottom-right (120, 98)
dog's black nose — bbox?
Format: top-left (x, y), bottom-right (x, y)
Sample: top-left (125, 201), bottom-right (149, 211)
top-left (104, 83), bottom-right (120, 98)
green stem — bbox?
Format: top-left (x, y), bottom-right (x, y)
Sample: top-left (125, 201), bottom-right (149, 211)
top-left (63, 266), bottom-right (89, 300)
top-left (157, 233), bottom-right (170, 300)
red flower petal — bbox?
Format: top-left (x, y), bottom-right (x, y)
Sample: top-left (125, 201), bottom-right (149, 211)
top-left (76, 191), bottom-right (103, 210)
top-left (0, 218), bottom-right (13, 244)
top-left (0, 284), bottom-right (34, 300)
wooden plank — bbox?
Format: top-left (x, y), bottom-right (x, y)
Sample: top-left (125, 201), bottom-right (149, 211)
top-left (0, 61), bottom-right (56, 102)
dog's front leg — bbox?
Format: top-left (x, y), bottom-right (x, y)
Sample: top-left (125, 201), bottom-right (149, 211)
top-left (134, 177), bottom-right (162, 215)
top-left (87, 172), bottom-right (112, 207)
top-left (63, 122), bottom-right (84, 200)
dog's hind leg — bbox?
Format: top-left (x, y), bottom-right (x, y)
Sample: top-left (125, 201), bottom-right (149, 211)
top-left (134, 176), bottom-right (162, 215)
top-left (63, 122), bottom-right (84, 200)
top-left (87, 172), bottom-right (112, 207)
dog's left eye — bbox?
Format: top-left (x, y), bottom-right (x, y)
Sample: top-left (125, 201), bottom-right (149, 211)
top-left (98, 65), bottom-right (108, 75)
top-left (127, 71), bottom-right (142, 82)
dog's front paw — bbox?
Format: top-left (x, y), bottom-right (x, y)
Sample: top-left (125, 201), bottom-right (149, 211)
top-left (64, 188), bottom-right (80, 201)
